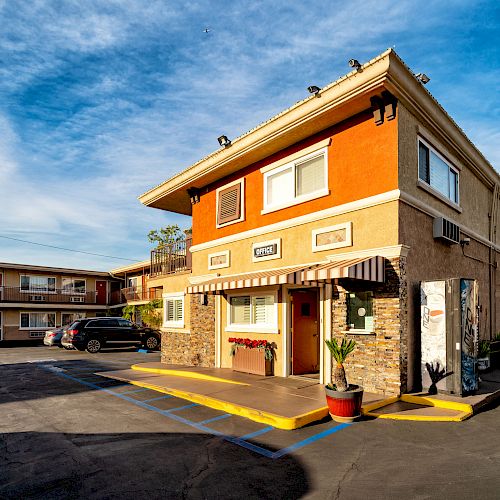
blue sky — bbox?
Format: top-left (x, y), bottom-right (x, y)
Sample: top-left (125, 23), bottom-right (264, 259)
top-left (0, 0), bottom-right (498, 271)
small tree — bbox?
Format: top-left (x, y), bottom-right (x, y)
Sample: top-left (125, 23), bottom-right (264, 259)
top-left (148, 225), bottom-right (184, 247)
top-left (325, 336), bottom-right (356, 392)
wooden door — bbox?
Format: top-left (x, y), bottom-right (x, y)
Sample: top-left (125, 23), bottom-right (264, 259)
top-left (291, 289), bottom-right (319, 375)
top-left (96, 280), bottom-right (107, 305)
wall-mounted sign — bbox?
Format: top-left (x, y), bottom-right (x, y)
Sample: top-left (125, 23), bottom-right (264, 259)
top-left (252, 238), bottom-right (281, 262)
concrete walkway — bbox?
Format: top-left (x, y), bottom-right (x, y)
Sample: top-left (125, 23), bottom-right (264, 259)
top-left (98, 363), bottom-right (500, 429)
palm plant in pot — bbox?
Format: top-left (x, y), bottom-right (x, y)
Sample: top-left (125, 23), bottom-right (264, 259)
top-left (324, 336), bottom-right (363, 422)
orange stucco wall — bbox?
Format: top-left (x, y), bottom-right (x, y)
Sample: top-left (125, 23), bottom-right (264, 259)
top-left (192, 110), bottom-right (398, 245)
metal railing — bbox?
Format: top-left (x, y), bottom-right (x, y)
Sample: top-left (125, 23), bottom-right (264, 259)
top-left (122, 286), bottom-right (163, 302)
top-left (150, 237), bottom-right (192, 277)
top-left (0, 287), bottom-right (100, 304)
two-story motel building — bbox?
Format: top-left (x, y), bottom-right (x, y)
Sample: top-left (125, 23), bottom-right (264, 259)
top-left (136, 49), bottom-right (499, 396)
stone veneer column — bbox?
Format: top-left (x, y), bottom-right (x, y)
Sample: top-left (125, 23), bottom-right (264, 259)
top-left (330, 257), bottom-right (408, 396)
top-left (161, 293), bottom-right (216, 367)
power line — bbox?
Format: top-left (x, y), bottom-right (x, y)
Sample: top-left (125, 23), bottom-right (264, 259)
top-left (0, 234), bottom-right (140, 262)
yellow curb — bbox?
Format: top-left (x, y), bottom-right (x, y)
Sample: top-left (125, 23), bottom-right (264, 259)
top-left (122, 379), bottom-right (328, 430)
top-left (130, 365), bottom-right (249, 386)
top-left (362, 394), bottom-right (473, 421)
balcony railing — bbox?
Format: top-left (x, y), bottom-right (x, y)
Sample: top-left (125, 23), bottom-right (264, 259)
top-left (0, 287), bottom-right (103, 304)
top-left (122, 286), bottom-right (163, 302)
top-left (150, 237), bottom-right (192, 277)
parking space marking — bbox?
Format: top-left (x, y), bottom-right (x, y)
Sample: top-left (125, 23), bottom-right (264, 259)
top-left (198, 414), bottom-right (232, 425)
top-left (239, 426), bottom-right (274, 441)
top-left (40, 365), bottom-right (352, 460)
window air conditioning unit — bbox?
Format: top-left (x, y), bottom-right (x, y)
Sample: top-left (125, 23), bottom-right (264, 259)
top-left (30, 331), bottom-right (45, 338)
top-left (30, 295), bottom-right (46, 302)
top-left (70, 296), bottom-right (85, 303)
top-left (433, 217), bottom-right (460, 244)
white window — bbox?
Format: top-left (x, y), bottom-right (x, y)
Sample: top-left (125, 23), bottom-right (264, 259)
top-left (61, 312), bottom-right (85, 326)
top-left (227, 292), bottom-right (278, 333)
top-left (263, 148), bottom-right (328, 212)
top-left (128, 276), bottom-right (139, 288)
top-left (163, 293), bottom-right (184, 328)
top-left (20, 312), bottom-right (56, 329)
top-left (418, 138), bottom-right (459, 205)
top-left (347, 291), bottom-right (374, 332)
top-left (61, 278), bottom-right (86, 294)
top-left (20, 275), bottom-right (56, 293)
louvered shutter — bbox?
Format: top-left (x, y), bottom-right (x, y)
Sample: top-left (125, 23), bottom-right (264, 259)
top-left (174, 299), bottom-right (183, 321)
top-left (166, 300), bottom-right (175, 322)
top-left (217, 183), bottom-right (241, 225)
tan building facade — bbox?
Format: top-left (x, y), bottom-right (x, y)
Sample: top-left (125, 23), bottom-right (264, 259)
top-left (137, 49), bottom-right (499, 396)
top-left (0, 263), bottom-right (121, 341)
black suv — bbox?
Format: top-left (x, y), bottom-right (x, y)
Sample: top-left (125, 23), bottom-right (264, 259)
top-left (61, 317), bottom-right (161, 353)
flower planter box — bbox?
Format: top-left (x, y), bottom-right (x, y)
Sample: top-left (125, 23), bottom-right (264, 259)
top-left (232, 346), bottom-right (273, 376)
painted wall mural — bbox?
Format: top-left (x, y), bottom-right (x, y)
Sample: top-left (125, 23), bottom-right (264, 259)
top-left (460, 279), bottom-right (478, 393)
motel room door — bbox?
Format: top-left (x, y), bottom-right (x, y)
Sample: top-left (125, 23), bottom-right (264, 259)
top-left (96, 280), bottom-right (107, 305)
top-left (291, 289), bottom-right (320, 376)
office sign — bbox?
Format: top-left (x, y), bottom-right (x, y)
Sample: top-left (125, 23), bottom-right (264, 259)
top-left (252, 238), bottom-right (281, 262)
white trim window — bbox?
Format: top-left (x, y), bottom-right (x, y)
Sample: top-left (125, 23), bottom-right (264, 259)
top-left (216, 178), bottom-right (245, 228)
top-left (263, 147), bottom-right (328, 213)
top-left (61, 312), bottom-right (85, 326)
top-left (20, 275), bottom-right (56, 293)
top-left (347, 291), bottom-right (374, 333)
top-left (418, 138), bottom-right (459, 205)
top-left (227, 292), bottom-right (278, 333)
top-left (61, 278), bottom-right (86, 294)
top-left (20, 312), bottom-right (56, 329)
top-left (163, 293), bottom-right (184, 328)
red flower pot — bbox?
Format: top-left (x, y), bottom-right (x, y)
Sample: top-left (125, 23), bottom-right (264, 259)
top-left (325, 385), bottom-right (363, 423)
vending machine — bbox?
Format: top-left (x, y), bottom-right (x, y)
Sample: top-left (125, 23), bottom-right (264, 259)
top-left (420, 278), bottom-right (479, 396)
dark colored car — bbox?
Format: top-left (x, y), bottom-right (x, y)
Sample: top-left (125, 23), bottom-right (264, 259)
top-left (61, 317), bottom-right (161, 353)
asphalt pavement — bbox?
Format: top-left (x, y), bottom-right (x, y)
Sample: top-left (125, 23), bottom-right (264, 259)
top-left (1, 345), bottom-right (499, 499)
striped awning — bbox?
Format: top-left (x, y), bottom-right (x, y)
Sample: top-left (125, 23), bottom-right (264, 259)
top-left (187, 256), bottom-right (385, 293)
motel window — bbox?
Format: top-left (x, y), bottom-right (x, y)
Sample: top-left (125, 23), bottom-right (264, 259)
top-left (418, 139), bottom-right (459, 204)
top-left (164, 293), bottom-right (184, 328)
top-left (61, 278), bottom-right (86, 294)
top-left (216, 179), bottom-right (245, 227)
top-left (263, 148), bottom-right (328, 212)
top-left (20, 275), bottom-right (56, 293)
top-left (347, 291), bottom-right (374, 332)
top-left (227, 293), bottom-right (278, 333)
top-left (20, 312), bottom-right (56, 329)
top-left (61, 312), bottom-right (85, 327)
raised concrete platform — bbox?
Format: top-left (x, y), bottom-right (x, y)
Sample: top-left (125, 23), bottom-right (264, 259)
top-left (97, 363), bottom-right (500, 429)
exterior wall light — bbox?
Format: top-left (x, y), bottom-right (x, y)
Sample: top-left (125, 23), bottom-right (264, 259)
top-left (187, 187), bottom-right (200, 204)
top-left (348, 59), bottom-right (362, 71)
top-left (307, 85), bottom-right (321, 97)
top-left (217, 135), bottom-right (231, 148)
top-left (415, 73), bottom-right (430, 84)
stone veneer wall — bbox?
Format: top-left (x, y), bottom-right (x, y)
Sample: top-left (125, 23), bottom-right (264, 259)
top-left (331, 257), bottom-right (408, 396)
top-left (161, 293), bottom-right (216, 367)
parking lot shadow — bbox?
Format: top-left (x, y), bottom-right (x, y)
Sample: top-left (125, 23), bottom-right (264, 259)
top-left (0, 431), bottom-right (310, 499)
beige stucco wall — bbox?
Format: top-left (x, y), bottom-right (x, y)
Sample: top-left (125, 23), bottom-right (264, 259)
top-left (398, 104), bottom-right (493, 240)
top-left (191, 201), bottom-right (399, 277)
top-left (399, 202), bottom-right (496, 390)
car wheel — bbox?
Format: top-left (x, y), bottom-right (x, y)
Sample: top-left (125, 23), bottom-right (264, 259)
top-left (85, 338), bottom-right (102, 353)
top-left (143, 335), bottom-right (160, 351)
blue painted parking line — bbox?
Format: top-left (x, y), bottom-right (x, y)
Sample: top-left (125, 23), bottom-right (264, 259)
top-left (40, 367), bottom-right (352, 460)
top-left (239, 426), bottom-right (274, 441)
top-left (198, 413), bottom-right (232, 425)
top-left (142, 394), bottom-right (174, 403)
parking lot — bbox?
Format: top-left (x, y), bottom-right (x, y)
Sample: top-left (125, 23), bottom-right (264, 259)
top-left (1, 346), bottom-right (500, 499)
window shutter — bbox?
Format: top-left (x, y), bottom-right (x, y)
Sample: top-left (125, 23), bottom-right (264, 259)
top-left (174, 299), bottom-right (183, 321)
top-left (217, 183), bottom-right (241, 225)
top-left (166, 300), bottom-right (174, 322)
